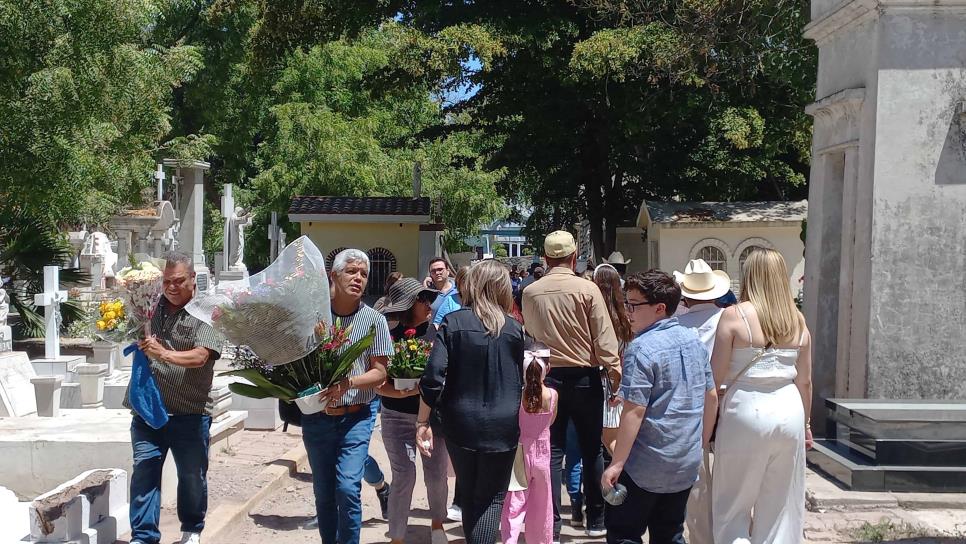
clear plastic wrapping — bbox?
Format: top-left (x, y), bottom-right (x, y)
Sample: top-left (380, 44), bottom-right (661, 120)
top-left (186, 235), bottom-right (331, 365)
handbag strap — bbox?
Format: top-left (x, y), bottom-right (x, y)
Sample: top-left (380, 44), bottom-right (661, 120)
top-left (721, 341), bottom-right (773, 394)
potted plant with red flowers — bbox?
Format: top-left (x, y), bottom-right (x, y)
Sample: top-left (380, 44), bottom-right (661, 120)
top-left (387, 328), bottom-right (431, 391)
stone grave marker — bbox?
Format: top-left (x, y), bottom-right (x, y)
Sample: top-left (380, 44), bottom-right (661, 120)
top-left (0, 351), bottom-right (37, 417)
top-left (30, 266), bottom-right (86, 381)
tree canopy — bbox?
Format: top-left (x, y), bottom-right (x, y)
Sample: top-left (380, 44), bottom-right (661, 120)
top-left (0, 0), bottom-right (816, 265)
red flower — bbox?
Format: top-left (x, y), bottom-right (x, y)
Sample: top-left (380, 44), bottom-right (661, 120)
top-left (405, 328), bottom-right (417, 338)
top-left (323, 342), bottom-right (334, 350)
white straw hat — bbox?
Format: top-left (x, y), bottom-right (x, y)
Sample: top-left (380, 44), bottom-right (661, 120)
top-left (674, 259), bottom-right (731, 301)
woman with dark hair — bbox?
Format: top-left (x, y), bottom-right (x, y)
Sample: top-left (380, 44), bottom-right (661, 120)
top-left (374, 271), bottom-right (405, 313)
top-left (375, 278), bottom-right (448, 544)
top-left (592, 263), bottom-right (633, 454)
top-left (417, 260), bottom-right (526, 544)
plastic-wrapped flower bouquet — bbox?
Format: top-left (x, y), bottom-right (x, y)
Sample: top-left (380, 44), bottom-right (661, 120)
top-left (187, 236), bottom-right (331, 366)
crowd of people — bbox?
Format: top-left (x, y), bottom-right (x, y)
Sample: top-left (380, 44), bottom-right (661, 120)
top-left (125, 229), bottom-right (813, 544)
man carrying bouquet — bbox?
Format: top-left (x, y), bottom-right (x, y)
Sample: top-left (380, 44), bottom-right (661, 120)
top-left (305, 248), bottom-right (394, 544)
top-left (125, 252), bottom-right (223, 544)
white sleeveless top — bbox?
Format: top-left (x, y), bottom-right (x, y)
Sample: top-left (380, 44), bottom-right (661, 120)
top-left (726, 305), bottom-right (804, 385)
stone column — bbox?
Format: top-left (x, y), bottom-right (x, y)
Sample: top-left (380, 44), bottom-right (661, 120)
top-left (835, 145), bottom-right (863, 398)
top-left (91, 341), bottom-right (117, 374)
top-left (115, 229), bottom-right (132, 267)
top-left (166, 159), bottom-right (211, 268)
top-left (803, 88), bottom-right (865, 431)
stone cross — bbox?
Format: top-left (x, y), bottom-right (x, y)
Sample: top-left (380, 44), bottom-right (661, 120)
top-left (33, 266), bottom-right (68, 359)
top-left (221, 184), bottom-right (235, 272)
top-left (155, 163), bottom-right (165, 201)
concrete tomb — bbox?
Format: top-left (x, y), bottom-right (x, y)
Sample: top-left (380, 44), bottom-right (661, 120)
top-left (29, 468), bottom-right (129, 544)
top-left (808, 399), bottom-right (966, 492)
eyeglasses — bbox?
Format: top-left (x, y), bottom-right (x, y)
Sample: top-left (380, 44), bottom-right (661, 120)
top-left (624, 300), bottom-right (653, 314)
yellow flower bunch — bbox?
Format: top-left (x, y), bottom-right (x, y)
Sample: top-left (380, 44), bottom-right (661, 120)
top-left (407, 339), bottom-right (418, 352)
top-left (96, 299), bottom-right (126, 331)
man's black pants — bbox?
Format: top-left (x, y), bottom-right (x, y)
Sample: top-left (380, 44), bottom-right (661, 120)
top-left (605, 471), bottom-right (691, 544)
top-left (546, 367), bottom-right (606, 535)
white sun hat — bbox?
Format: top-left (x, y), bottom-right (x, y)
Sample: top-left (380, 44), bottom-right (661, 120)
top-left (674, 259), bottom-right (731, 301)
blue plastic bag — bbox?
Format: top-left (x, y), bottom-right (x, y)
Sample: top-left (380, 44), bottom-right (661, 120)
top-left (124, 343), bottom-right (169, 429)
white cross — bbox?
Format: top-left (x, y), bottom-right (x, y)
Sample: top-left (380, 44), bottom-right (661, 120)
top-left (155, 164), bottom-right (165, 201)
top-left (33, 266), bottom-right (68, 359)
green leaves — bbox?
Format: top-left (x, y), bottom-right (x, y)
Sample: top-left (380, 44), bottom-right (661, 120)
top-left (0, 0), bottom-right (207, 227)
top-left (219, 367), bottom-right (298, 401)
top-left (570, 23), bottom-right (701, 86)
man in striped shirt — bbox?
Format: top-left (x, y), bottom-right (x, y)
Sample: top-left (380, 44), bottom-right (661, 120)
top-left (126, 252), bottom-right (223, 544)
top-left (304, 248), bottom-right (394, 544)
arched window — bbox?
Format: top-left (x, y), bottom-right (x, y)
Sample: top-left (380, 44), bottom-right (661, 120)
top-left (696, 246), bottom-right (727, 271)
top-left (326, 247), bottom-right (349, 272)
top-left (366, 248), bottom-right (397, 296)
top-left (739, 245), bottom-right (765, 276)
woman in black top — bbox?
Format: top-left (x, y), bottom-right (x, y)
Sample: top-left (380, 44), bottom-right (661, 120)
top-left (417, 260), bottom-right (526, 544)
top-left (375, 278), bottom-right (449, 544)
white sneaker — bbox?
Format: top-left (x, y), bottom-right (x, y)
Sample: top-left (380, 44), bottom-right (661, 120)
top-left (446, 505), bottom-right (462, 522)
top-left (180, 532), bottom-right (201, 544)
top-left (432, 528), bottom-right (449, 544)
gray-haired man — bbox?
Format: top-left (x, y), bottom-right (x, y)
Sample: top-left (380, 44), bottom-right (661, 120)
top-left (303, 249), bottom-right (394, 544)
top-left (126, 252), bottom-right (223, 544)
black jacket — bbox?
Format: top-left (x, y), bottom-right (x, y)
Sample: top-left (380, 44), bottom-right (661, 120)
top-left (420, 308), bottom-right (524, 452)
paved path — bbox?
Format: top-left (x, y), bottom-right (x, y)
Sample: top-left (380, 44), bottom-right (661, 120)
top-left (130, 418), bottom-right (965, 544)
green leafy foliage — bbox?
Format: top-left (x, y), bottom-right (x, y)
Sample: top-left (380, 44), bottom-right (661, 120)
top-left (219, 324), bottom-right (377, 401)
top-left (0, 207), bottom-right (88, 337)
top-left (401, 0), bottom-right (814, 257)
top-left (0, 0), bottom-right (207, 226)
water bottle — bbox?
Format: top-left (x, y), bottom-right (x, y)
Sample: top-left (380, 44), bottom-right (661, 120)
top-left (603, 482), bottom-right (627, 506)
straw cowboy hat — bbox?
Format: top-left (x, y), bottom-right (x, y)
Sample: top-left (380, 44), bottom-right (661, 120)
top-left (675, 259), bottom-right (731, 301)
top-left (603, 251), bottom-right (631, 266)
top-left (376, 277), bottom-right (439, 315)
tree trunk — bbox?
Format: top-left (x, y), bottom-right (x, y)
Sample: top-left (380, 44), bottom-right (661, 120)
top-left (602, 170), bottom-right (622, 259)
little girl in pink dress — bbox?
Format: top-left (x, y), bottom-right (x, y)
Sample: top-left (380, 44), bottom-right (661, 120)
top-left (501, 348), bottom-right (556, 544)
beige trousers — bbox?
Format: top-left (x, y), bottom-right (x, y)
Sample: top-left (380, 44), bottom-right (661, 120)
top-left (685, 448), bottom-right (714, 544)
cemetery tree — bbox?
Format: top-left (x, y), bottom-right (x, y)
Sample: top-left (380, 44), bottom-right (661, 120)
top-left (245, 26), bottom-right (505, 267)
top-left (0, 207), bottom-right (86, 338)
top-left (403, 0), bottom-right (814, 258)
top-left (0, 0), bottom-right (206, 227)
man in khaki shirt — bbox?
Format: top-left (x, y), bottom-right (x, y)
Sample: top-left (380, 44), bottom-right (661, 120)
top-left (522, 230), bottom-right (621, 540)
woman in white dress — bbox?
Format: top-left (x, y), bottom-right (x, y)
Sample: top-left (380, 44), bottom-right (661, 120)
top-left (709, 248), bottom-right (814, 544)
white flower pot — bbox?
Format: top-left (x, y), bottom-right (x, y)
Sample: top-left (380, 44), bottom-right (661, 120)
top-left (295, 392), bottom-right (329, 415)
top-left (393, 378), bottom-right (420, 391)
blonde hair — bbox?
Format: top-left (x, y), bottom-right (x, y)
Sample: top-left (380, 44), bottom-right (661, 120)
top-left (740, 248), bottom-right (800, 345)
top-left (454, 265), bottom-right (470, 293)
top-left (463, 260), bottom-right (513, 336)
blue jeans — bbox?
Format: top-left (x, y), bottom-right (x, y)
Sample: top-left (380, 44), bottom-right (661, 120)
top-left (302, 404), bottom-right (374, 544)
top-left (130, 414), bottom-right (211, 544)
top-left (364, 398), bottom-right (385, 486)
top-left (565, 421), bottom-right (583, 504)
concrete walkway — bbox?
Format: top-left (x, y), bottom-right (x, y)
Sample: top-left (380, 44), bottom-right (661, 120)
top-left (122, 417), bottom-right (966, 544)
